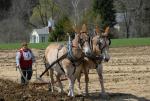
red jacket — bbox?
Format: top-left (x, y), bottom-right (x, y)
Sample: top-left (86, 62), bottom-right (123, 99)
top-left (19, 48), bottom-right (33, 69)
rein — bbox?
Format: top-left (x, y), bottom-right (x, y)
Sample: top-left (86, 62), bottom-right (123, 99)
top-left (40, 53), bottom-right (67, 78)
top-left (98, 36), bottom-right (110, 53)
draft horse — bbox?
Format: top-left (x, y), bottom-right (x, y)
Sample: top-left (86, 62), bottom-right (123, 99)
top-left (77, 26), bottom-right (111, 96)
top-left (44, 24), bottom-right (91, 97)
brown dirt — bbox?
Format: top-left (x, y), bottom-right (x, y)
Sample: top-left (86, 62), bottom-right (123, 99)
top-left (0, 46), bottom-right (150, 101)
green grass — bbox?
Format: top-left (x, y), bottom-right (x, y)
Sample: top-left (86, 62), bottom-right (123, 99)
top-left (0, 43), bottom-right (51, 50)
top-left (0, 38), bottom-right (150, 49)
top-left (110, 37), bottom-right (150, 47)
top-left (0, 41), bottom-right (67, 50)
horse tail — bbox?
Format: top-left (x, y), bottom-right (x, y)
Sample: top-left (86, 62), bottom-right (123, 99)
top-left (43, 56), bottom-right (50, 76)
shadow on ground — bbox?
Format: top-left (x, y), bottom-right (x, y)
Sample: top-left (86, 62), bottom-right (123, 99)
top-left (81, 92), bottom-right (150, 101)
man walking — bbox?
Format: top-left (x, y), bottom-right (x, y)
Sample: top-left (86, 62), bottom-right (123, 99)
top-left (16, 42), bottom-right (35, 85)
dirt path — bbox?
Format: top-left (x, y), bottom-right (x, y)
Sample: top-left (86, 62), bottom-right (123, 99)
top-left (0, 46), bottom-right (150, 101)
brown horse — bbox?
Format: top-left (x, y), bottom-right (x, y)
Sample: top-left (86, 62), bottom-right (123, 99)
top-left (44, 24), bottom-right (91, 97)
top-left (77, 26), bottom-right (111, 96)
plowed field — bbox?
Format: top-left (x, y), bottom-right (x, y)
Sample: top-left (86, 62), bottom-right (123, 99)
top-left (0, 46), bottom-right (150, 101)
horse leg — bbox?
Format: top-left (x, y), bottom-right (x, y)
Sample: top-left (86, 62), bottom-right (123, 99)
top-left (96, 64), bottom-right (105, 94)
top-left (76, 64), bottom-right (84, 90)
top-left (49, 69), bottom-right (54, 92)
top-left (77, 71), bottom-right (81, 90)
top-left (96, 64), bottom-right (110, 99)
top-left (96, 64), bottom-right (109, 99)
top-left (84, 67), bottom-right (89, 96)
top-left (56, 74), bottom-right (64, 93)
top-left (68, 75), bottom-right (75, 97)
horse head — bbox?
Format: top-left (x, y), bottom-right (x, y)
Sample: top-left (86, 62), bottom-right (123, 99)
top-left (92, 26), bottom-right (111, 62)
top-left (79, 24), bottom-right (94, 57)
top-left (72, 24), bottom-right (91, 56)
top-left (67, 24), bottom-right (91, 60)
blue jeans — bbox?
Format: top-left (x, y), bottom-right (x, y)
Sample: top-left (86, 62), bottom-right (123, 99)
top-left (21, 67), bottom-right (32, 84)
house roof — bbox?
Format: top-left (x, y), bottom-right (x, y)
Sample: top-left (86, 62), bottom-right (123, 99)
top-left (34, 27), bottom-right (49, 35)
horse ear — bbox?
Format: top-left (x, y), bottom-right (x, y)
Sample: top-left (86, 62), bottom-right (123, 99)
top-left (95, 25), bottom-right (100, 35)
top-left (80, 24), bottom-right (87, 34)
top-left (73, 26), bottom-right (80, 34)
top-left (103, 26), bottom-right (110, 36)
top-left (105, 26), bottom-right (110, 33)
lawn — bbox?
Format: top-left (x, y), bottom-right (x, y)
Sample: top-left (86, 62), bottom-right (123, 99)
top-left (110, 37), bottom-right (150, 47)
top-left (0, 38), bottom-right (150, 50)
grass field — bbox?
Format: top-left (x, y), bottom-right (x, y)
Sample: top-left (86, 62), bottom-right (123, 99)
top-left (0, 38), bottom-right (150, 50)
top-left (110, 37), bottom-right (150, 47)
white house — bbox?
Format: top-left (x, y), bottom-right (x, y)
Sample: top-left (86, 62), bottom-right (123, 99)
top-left (30, 27), bottom-right (49, 43)
top-left (30, 18), bottom-right (55, 43)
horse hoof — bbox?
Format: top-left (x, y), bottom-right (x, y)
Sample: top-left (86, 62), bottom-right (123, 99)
top-left (59, 90), bottom-right (65, 94)
top-left (100, 93), bottom-right (110, 99)
top-left (82, 93), bottom-right (89, 97)
top-left (85, 93), bottom-right (89, 97)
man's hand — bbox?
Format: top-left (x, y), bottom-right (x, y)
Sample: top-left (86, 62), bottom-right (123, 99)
top-left (16, 64), bottom-right (20, 68)
top-left (16, 64), bottom-right (19, 71)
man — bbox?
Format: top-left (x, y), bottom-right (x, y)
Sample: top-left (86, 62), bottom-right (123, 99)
top-left (16, 42), bottom-right (35, 85)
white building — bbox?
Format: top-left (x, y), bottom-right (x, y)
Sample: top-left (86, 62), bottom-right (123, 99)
top-left (30, 27), bottom-right (49, 43)
top-left (30, 18), bottom-right (55, 43)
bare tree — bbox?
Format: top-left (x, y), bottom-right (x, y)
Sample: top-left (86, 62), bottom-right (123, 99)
top-left (72, 0), bottom-right (80, 27)
top-left (30, 0), bottom-right (61, 27)
top-left (0, 0), bottom-right (38, 43)
top-left (115, 0), bottom-right (150, 38)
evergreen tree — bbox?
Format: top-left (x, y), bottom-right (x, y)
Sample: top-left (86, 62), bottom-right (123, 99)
top-left (49, 16), bottom-right (73, 42)
top-left (93, 0), bottom-right (116, 28)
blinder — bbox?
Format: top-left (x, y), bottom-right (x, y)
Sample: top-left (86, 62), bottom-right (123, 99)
top-left (97, 36), bottom-right (111, 51)
top-left (79, 32), bottom-right (90, 48)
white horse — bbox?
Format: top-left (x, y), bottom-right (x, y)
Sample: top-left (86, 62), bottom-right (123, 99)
top-left (77, 26), bottom-right (111, 96)
top-left (44, 24), bottom-right (91, 97)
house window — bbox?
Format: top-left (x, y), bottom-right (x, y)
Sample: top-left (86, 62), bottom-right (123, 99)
top-left (41, 36), bottom-right (45, 42)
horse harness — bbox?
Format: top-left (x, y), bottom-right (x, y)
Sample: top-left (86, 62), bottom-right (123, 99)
top-left (85, 35), bottom-right (111, 68)
top-left (56, 44), bottom-right (85, 75)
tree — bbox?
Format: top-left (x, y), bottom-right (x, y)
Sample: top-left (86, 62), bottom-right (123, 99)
top-left (49, 16), bottom-right (73, 42)
top-left (115, 0), bottom-right (131, 38)
top-left (0, 0), bottom-right (38, 43)
top-left (30, 0), bottom-right (60, 27)
top-left (93, 0), bottom-right (116, 28)
top-left (0, 0), bottom-right (11, 21)
top-left (114, 0), bottom-right (150, 38)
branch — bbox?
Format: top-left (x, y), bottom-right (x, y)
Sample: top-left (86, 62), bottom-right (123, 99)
top-left (28, 22), bottom-right (38, 28)
top-left (37, 5), bottom-right (46, 26)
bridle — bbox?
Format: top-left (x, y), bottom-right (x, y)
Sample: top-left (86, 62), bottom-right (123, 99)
top-left (79, 32), bottom-right (90, 48)
top-left (84, 34), bottom-right (111, 61)
top-left (67, 32), bottom-right (89, 61)
top-left (97, 36), bottom-right (111, 53)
